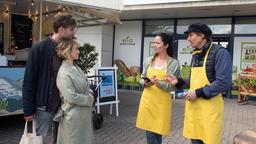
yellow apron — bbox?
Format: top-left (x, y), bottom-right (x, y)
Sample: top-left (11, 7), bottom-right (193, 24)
top-left (183, 43), bottom-right (224, 144)
top-left (136, 66), bottom-right (172, 136)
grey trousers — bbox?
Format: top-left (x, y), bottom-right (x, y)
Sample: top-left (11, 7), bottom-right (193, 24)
top-left (35, 110), bottom-right (58, 144)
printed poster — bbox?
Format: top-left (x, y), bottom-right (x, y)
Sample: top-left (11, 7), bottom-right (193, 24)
top-left (240, 42), bottom-right (256, 69)
top-left (0, 68), bottom-right (25, 116)
top-left (98, 69), bottom-right (115, 97)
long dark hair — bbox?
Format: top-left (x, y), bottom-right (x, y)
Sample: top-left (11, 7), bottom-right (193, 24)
top-left (151, 32), bottom-right (173, 63)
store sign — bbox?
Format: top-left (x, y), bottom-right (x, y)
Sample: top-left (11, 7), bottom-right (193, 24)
top-left (120, 36), bottom-right (135, 45)
top-left (114, 21), bottom-right (142, 67)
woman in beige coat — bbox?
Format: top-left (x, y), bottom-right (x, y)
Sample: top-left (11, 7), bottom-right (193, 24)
top-left (56, 39), bottom-right (94, 144)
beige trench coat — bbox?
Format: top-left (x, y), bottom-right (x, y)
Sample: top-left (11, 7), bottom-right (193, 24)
top-left (56, 61), bottom-right (94, 144)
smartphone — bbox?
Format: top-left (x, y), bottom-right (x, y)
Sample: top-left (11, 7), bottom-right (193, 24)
top-left (142, 77), bottom-right (151, 83)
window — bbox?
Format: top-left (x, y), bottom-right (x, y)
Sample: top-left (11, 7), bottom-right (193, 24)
top-left (145, 20), bottom-right (174, 35)
top-left (177, 18), bottom-right (232, 34)
top-left (235, 17), bottom-right (256, 34)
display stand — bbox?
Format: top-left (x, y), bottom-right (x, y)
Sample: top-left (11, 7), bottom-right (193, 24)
top-left (94, 66), bottom-right (119, 116)
top-left (238, 72), bottom-right (256, 103)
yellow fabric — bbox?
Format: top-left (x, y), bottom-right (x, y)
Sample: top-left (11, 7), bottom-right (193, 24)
top-left (136, 66), bottom-right (172, 135)
top-left (183, 43), bottom-right (224, 144)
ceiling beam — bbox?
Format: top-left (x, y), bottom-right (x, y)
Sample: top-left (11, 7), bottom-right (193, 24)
top-left (0, 0), bottom-right (16, 5)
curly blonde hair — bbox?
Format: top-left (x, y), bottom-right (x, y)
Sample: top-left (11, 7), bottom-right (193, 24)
top-left (56, 39), bottom-right (79, 60)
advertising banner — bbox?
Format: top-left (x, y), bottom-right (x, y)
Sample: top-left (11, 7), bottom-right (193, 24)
top-left (114, 21), bottom-right (142, 68)
top-left (177, 40), bottom-right (193, 79)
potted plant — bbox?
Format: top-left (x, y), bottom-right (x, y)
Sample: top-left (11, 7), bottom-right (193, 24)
top-left (75, 43), bottom-right (98, 74)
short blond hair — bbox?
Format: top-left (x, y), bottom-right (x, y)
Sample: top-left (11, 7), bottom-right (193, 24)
top-left (56, 39), bottom-right (79, 60)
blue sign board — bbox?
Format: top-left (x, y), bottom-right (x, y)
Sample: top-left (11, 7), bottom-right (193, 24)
top-left (98, 69), bottom-right (115, 98)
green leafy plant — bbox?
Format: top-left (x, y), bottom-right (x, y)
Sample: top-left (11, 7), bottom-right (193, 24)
top-left (0, 98), bottom-right (8, 110)
top-left (250, 79), bottom-right (256, 88)
top-left (241, 79), bottom-right (250, 88)
top-left (75, 43), bottom-right (98, 74)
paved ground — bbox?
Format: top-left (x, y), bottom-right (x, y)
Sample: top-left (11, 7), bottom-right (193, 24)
top-left (0, 90), bottom-right (256, 144)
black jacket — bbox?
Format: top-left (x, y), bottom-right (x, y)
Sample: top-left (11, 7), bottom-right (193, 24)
top-left (22, 37), bottom-right (61, 116)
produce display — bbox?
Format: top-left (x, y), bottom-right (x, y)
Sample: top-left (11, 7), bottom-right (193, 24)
top-left (238, 67), bottom-right (256, 103)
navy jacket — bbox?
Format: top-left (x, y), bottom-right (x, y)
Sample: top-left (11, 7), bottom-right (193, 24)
top-left (22, 37), bottom-right (61, 116)
top-left (177, 42), bottom-right (232, 99)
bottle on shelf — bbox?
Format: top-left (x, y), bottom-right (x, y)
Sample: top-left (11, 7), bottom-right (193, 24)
top-left (245, 49), bottom-right (249, 60)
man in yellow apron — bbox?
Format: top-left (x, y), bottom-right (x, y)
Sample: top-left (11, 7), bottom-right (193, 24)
top-left (167, 23), bottom-right (232, 144)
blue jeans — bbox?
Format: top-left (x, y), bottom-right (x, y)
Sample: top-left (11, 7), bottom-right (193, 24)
top-left (35, 109), bottom-right (58, 144)
top-left (146, 131), bottom-right (162, 144)
top-left (191, 139), bottom-right (204, 144)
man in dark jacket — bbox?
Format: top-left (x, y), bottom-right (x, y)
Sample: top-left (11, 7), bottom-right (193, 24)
top-left (166, 23), bottom-right (232, 144)
top-left (22, 12), bottom-right (77, 143)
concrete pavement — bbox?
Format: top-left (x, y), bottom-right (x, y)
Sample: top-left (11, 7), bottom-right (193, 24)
top-left (0, 90), bottom-right (255, 144)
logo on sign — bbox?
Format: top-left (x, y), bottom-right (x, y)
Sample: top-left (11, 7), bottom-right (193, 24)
top-left (180, 45), bottom-right (193, 54)
top-left (120, 36), bottom-right (135, 45)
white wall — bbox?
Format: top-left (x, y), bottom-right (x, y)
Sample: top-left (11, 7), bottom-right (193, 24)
top-left (76, 26), bottom-right (102, 67)
top-left (56, 0), bottom-right (121, 10)
top-left (76, 25), bottom-right (114, 67)
top-left (114, 21), bottom-right (142, 68)
top-left (101, 25), bottom-right (114, 67)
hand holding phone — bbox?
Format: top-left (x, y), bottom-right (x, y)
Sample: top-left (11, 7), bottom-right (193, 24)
top-left (142, 77), bottom-right (151, 82)
top-left (142, 77), bottom-right (154, 87)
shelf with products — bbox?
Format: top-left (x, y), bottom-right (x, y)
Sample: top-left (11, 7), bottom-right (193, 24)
top-left (238, 71), bottom-right (256, 103)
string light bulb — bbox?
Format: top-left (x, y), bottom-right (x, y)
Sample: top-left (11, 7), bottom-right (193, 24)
top-left (35, 14), bottom-right (38, 19)
top-left (4, 9), bottom-right (9, 15)
top-left (45, 11), bottom-right (48, 17)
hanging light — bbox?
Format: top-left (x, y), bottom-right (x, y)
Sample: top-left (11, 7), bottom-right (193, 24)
top-left (4, 9), bottom-right (9, 15)
top-left (45, 11), bottom-right (48, 17)
top-left (31, 0), bottom-right (34, 6)
top-left (35, 11), bottom-right (38, 19)
top-left (35, 14), bottom-right (38, 19)
top-left (58, 5), bottom-right (61, 13)
top-left (28, 10), bottom-right (31, 18)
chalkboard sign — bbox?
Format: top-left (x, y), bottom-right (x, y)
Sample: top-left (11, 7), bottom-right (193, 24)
top-left (11, 14), bottom-right (32, 49)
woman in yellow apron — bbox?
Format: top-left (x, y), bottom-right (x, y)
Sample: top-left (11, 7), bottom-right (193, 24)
top-left (166, 23), bottom-right (232, 144)
top-left (136, 33), bottom-right (181, 144)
